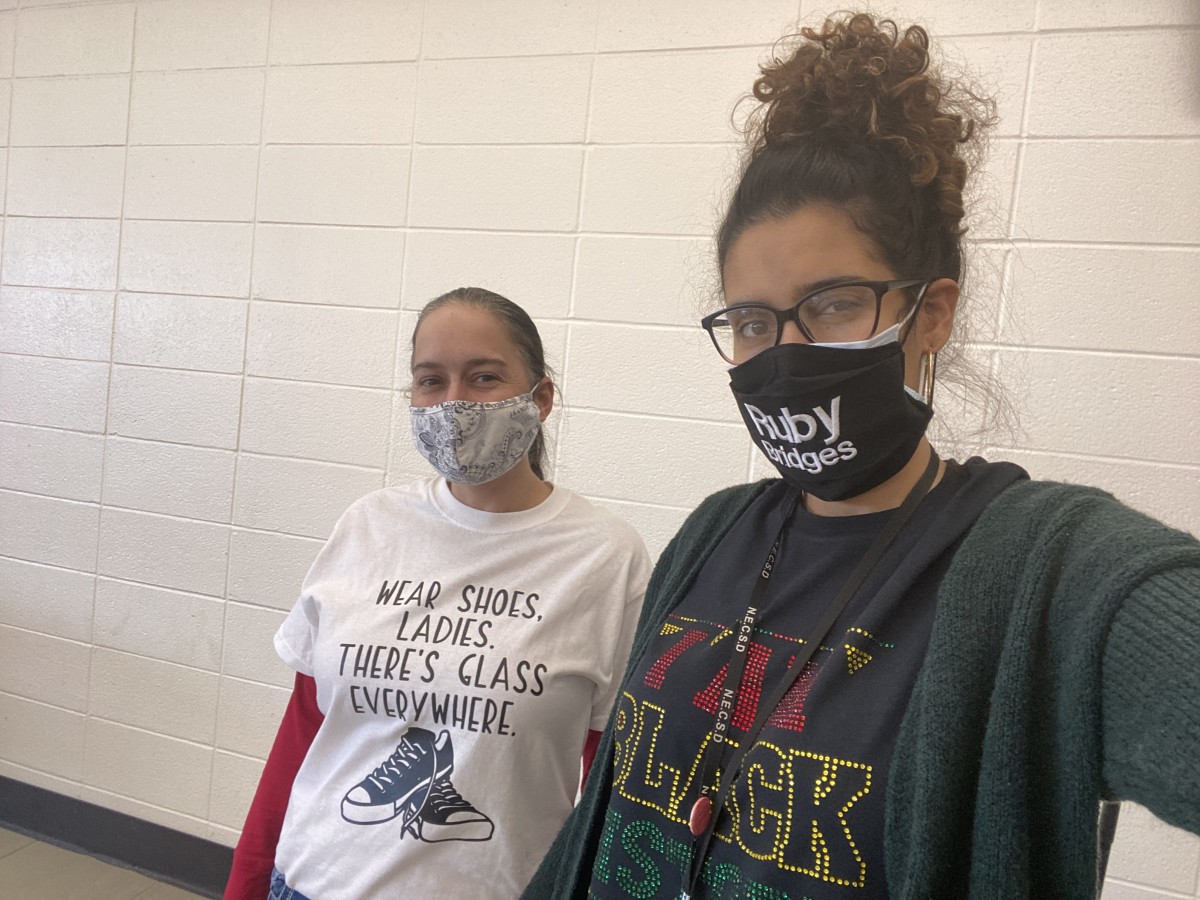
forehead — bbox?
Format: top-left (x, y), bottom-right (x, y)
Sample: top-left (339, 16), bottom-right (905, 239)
top-left (412, 303), bottom-right (522, 366)
top-left (722, 206), bottom-right (890, 301)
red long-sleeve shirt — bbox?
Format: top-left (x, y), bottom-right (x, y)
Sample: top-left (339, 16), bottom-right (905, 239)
top-left (225, 672), bottom-right (324, 900)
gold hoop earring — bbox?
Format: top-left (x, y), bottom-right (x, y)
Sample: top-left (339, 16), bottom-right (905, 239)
top-left (920, 351), bottom-right (938, 407)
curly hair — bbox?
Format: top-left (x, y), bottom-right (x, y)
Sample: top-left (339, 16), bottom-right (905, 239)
top-left (718, 12), bottom-right (997, 284)
top-left (716, 12), bottom-right (1013, 447)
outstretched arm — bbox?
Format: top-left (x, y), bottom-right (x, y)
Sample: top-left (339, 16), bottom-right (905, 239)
top-left (1101, 564), bottom-right (1200, 835)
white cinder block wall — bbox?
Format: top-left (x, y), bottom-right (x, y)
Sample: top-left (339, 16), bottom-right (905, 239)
top-left (0, 0), bottom-right (1196, 895)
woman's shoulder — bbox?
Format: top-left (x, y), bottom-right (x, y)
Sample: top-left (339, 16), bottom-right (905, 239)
top-left (351, 478), bottom-right (435, 512)
top-left (660, 479), bottom-right (780, 557)
top-left (555, 486), bottom-right (650, 555)
top-left (966, 476), bottom-right (1199, 562)
top-left (321, 478), bottom-right (440, 536)
top-left (979, 478), bottom-right (1133, 527)
top-left (692, 478), bottom-right (779, 523)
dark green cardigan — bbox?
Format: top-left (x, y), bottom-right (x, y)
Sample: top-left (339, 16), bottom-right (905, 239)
top-left (523, 480), bottom-right (1200, 899)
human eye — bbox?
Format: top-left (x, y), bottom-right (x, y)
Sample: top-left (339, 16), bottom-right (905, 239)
top-left (727, 307), bottom-right (776, 341)
top-left (804, 286), bottom-right (873, 320)
top-left (410, 374), bottom-right (443, 396)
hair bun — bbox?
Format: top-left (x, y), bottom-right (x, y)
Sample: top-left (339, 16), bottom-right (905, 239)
top-left (749, 13), bottom-right (988, 191)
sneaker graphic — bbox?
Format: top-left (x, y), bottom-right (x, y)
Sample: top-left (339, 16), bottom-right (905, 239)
top-left (340, 727), bottom-right (451, 825)
top-left (416, 777), bottom-right (495, 843)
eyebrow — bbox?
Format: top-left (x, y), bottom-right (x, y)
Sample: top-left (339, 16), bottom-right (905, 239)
top-left (727, 275), bottom-right (872, 307)
top-left (411, 356), bottom-right (511, 372)
top-left (794, 275), bottom-right (871, 299)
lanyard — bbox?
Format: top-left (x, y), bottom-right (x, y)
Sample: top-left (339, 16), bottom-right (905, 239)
top-left (681, 451), bottom-right (940, 899)
top-left (697, 490), bottom-right (800, 766)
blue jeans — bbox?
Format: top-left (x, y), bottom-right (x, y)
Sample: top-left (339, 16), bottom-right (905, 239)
top-left (268, 868), bottom-right (314, 900)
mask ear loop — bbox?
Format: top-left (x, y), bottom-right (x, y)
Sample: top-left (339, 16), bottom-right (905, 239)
top-left (897, 282), bottom-right (930, 346)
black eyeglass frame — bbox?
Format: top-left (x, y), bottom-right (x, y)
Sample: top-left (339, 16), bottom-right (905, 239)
top-left (700, 278), bottom-right (929, 364)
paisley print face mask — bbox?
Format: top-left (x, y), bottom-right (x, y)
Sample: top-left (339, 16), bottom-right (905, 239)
top-left (410, 393), bottom-right (542, 485)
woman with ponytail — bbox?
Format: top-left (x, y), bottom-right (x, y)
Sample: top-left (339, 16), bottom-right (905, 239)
top-left (525, 13), bottom-right (1200, 899)
top-left (227, 288), bottom-right (650, 899)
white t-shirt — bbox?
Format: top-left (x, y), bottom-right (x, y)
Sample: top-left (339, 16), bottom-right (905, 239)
top-left (273, 478), bottom-right (650, 899)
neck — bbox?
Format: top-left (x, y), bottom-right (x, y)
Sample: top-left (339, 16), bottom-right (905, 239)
top-left (803, 439), bottom-right (943, 517)
top-left (448, 458), bottom-right (551, 513)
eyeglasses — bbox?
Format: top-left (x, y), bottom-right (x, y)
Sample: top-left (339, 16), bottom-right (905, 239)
top-left (700, 279), bottom-right (927, 365)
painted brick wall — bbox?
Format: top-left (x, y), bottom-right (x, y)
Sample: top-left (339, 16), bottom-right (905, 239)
top-left (0, 0), bottom-right (1196, 895)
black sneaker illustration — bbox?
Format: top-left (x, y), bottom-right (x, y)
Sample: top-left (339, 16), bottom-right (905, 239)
top-left (416, 777), bottom-right (495, 842)
top-left (340, 727), bottom-right (451, 825)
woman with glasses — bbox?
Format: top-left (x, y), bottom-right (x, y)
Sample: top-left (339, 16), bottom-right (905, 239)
top-left (525, 13), bottom-right (1200, 900)
top-left (226, 288), bottom-right (650, 899)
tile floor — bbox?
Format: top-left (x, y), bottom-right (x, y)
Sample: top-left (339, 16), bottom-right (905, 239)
top-left (0, 825), bottom-right (209, 899)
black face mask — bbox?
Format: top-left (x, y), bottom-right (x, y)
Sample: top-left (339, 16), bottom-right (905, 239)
top-left (728, 342), bottom-right (932, 501)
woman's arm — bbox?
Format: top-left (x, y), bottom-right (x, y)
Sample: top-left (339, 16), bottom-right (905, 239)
top-left (224, 672), bottom-right (324, 900)
top-left (581, 729), bottom-right (602, 789)
top-left (522, 482), bottom-right (770, 898)
top-left (1101, 564), bottom-right (1200, 834)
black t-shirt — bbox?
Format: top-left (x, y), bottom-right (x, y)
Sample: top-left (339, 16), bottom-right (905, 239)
top-left (589, 458), bottom-right (1025, 900)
